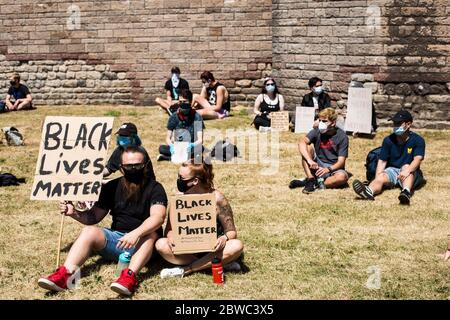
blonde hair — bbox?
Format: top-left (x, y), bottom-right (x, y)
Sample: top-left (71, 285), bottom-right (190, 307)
top-left (318, 108), bottom-right (338, 122)
top-left (182, 159), bottom-right (215, 192)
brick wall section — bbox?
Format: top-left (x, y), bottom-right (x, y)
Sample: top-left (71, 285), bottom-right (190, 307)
top-left (0, 0), bottom-right (272, 106)
top-left (273, 0), bottom-right (450, 128)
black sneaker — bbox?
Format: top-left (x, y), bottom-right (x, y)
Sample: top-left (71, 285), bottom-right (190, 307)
top-left (157, 154), bottom-right (171, 162)
top-left (352, 179), bottom-right (374, 200)
top-left (302, 179), bottom-right (317, 194)
top-left (398, 189), bottom-right (411, 205)
top-left (289, 178), bottom-right (307, 189)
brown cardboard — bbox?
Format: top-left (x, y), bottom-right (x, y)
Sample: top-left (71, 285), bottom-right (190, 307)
top-left (170, 193), bottom-right (217, 255)
top-left (270, 111), bottom-right (290, 131)
top-left (30, 116), bottom-right (114, 201)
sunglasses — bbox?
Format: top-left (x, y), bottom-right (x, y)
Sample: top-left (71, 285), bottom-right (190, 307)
top-left (121, 163), bottom-right (146, 171)
top-left (178, 174), bottom-right (198, 181)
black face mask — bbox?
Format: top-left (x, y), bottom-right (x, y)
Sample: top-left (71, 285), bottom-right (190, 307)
top-left (10, 80), bottom-right (17, 86)
top-left (177, 177), bottom-right (195, 193)
top-left (122, 167), bottom-right (145, 184)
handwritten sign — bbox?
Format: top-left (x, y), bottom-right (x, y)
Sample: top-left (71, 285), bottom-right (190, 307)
top-left (344, 87), bottom-right (373, 134)
top-left (170, 193), bottom-right (217, 255)
top-left (30, 116), bottom-right (114, 201)
top-left (270, 111), bottom-right (290, 132)
top-left (294, 106), bottom-right (316, 133)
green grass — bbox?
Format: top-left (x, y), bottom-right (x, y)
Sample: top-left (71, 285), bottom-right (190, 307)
top-left (0, 105), bottom-right (449, 300)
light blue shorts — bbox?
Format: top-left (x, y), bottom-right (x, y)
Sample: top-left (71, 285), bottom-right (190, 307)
top-left (97, 228), bottom-right (136, 262)
top-left (383, 167), bottom-right (424, 189)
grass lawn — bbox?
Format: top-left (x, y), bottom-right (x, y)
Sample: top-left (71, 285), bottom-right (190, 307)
top-left (0, 105), bottom-right (449, 300)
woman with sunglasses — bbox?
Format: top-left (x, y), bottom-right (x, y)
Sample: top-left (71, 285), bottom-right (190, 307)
top-left (155, 159), bottom-right (244, 278)
top-left (253, 78), bottom-right (285, 130)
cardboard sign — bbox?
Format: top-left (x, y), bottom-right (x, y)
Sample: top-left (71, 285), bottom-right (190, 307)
top-left (344, 87), bottom-right (373, 134)
top-left (294, 106), bottom-right (316, 133)
top-left (170, 193), bottom-right (217, 255)
top-left (30, 116), bottom-right (114, 201)
top-left (270, 111), bottom-right (290, 131)
top-left (171, 142), bottom-right (189, 164)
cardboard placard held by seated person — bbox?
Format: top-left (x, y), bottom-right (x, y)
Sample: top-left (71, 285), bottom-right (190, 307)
top-left (270, 111), bottom-right (290, 132)
top-left (170, 193), bottom-right (217, 255)
top-left (30, 116), bottom-right (114, 202)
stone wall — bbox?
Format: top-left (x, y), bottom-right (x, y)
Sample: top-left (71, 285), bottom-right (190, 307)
top-left (272, 0), bottom-right (450, 127)
top-left (0, 0), bottom-right (272, 106)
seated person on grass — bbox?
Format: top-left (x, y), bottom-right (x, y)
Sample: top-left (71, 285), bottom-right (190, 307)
top-left (253, 77), bottom-right (286, 131)
top-left (155, 66), bottom-right (190, 116)
top-left (155, 159), bottom-right (244, 278)
top-left (192, 71), bottom-right (231, 120)
top-left (4, 73), bottom-right (33, 111)
top-left (38, 146), bottom-right (167, 296)
top-left (103, 122), bottom-right (155, 180)
top-left (352, 110), bottom-right (425, 205)
top-left (301, 76), bottom-right (331, 117)
top-left (291, 108), bottom-right (349, 194)
top-left (157, 89), bottom-right (205, 162)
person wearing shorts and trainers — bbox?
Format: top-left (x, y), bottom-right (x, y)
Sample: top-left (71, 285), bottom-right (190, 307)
top-left (353, 110), bottom-right (425, 205)
top-left (38, 146), bottom-right (167, 296)
top-left (292, 108), bottom-right (349, 194)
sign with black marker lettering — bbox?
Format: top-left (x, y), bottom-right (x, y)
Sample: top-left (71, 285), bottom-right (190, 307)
top-left (270, 111), bottom-right (290, 131)
top-left (30, 116), bottom-right (114, 201)
top-left (170, 193), bottom-right (217, 254)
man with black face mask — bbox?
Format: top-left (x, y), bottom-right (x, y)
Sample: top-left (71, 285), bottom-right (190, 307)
top-left (157, 89), bottom-right (205, 162)
top-left (38, 146), bottom-right (168, 296)
top-left (353, 110), bottom-right (425, 205)
top-left (4, 73), bottom-right (33, 111)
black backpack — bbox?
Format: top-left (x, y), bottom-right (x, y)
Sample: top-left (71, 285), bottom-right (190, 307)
top-left (365, 147), bottom-right (382, 181)
top-left (0, 173), bottom-right (25, 187)
top-left (210, 140), bottom-right (240, 162)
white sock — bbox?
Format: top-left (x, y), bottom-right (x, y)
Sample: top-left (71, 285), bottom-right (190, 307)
top-left (403, 187), bottom-right (410, 193)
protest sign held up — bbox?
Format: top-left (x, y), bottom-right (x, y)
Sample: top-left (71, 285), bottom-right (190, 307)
top-left (270, 111), bottom-right (290, 132)
top-left (30, 116), bottom-right (114, 201)
top-left (170, 193), bottom-right (217, 255)
top-left (344, 87), bottom-right (373, 134)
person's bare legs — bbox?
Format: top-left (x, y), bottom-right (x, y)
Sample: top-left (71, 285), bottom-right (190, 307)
top-left (301, 145), bottom-right (315, 179)
top-left (64, 226), bottom-right (106, 273)
top-left (128, 232), bottom-right (158, 273)
top-left (399, 164), bottom-right (414, 191)
top-left (325, 171), bottom-right (348, 188)
top-left (156, 238), bottom-right (244, 275)
top-left (5, 100), bottom-right (15, 111)
top-left (155, 97), bottom-right (172, 111)
top-left (17, 100), bottom-right (32, 110)
top-left (368, 172), bottom-right (391, 195)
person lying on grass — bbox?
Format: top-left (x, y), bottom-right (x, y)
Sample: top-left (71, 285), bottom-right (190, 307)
top-left (352, 110), bottom-right (426, 205)
top-left (155, 159), bottom-right (243, 278)
top-left (38, 146), bottom-right (167, 296)
top-left (290, 108), bottom-right (349, 194)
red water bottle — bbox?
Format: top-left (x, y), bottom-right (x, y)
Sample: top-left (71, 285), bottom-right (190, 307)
top-left (212, 257), bottom-right (224, 285)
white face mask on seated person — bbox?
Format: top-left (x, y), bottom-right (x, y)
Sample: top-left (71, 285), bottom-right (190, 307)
top-left (318, 119), bottom-right (332, 134)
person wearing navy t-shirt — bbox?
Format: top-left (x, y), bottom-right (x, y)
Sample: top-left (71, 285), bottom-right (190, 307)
top-left (353, 110), bottom-right (426, 205)
top-left (4, 73), bottom-right (33, 111)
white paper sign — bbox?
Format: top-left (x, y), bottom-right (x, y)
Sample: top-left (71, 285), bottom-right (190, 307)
top-left (344, 87), bottom-right (373, 134)
top-left (295, 106), bottom-right (316, 133)
top-left (171, 142), bottom-right (190, 164)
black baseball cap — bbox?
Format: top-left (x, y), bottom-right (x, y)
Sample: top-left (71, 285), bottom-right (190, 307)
top-left (116, 122), bottom-right (138, 136)
top-left (390, 110), bottom-right (413, 123)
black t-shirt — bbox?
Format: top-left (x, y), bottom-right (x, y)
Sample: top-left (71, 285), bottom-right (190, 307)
top-left (8, 84), bottom-right (31, 101)
top-left (167, 111), bottom-right (205, 143)
top-left (105, 146), bottom-right (156, 180)
top-left (207, 82), bottom-right (231, 111)
top-left (164, 78), bottom-right (190, 100)
top-left (96, 178), bottom-right (168, 233)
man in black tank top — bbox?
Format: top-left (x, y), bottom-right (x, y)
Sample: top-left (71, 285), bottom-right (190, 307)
top-left (192, 71), bottom-right (230, 120)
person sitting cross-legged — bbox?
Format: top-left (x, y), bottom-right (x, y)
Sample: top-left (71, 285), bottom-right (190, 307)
top-left (155, 159), bottom-right (244, 278)
top-left (292, 108), bottom-right (349, 194)
top-left (353, 110), bottom-right (426, 205)
top-left (38, 146), bottom-right (168, 296)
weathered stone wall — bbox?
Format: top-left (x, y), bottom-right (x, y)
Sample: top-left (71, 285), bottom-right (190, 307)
top-left (273, 0), bottom-right (450, 127)
top-left (0, 0), bottom-right (272, 106)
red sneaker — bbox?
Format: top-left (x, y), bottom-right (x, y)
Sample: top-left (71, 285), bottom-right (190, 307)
top-left (38, 266), bottom-right (71, 292)
top-left (110, 268), bottom-right (138, 296)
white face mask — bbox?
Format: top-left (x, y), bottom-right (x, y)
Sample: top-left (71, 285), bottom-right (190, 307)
top-left (171, 74), bottom-right (180, 87)
top-left (313, 86), bottom-right (323, 95)
top-left (318, 120), bottom-right (329, 133)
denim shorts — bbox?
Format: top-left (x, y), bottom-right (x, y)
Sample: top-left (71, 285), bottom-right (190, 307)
top-left (384, 167), bottom-right (424, 189)
top-left (314, 156), bottom-right (348, 180)
top-left (97, 228), bottom-right (136, 262)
